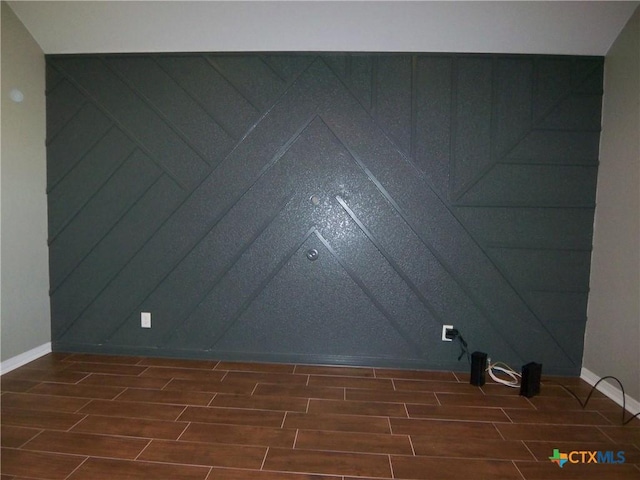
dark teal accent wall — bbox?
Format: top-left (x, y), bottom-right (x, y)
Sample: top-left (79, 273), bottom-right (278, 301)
top-left (46, 54), bottom-right (602, 374)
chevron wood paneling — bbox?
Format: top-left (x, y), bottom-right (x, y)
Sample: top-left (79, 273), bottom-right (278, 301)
top-left (46, 54), bottom-right (603, 374)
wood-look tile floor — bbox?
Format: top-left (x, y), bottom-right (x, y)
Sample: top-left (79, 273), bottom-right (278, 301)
top-left (1, 353), bottom-right (639, 479)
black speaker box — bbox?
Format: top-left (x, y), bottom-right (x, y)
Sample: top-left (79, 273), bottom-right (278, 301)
top-left (520, 362), bottom-right (542, 397)
top-left (470, 351), bottom-right (487, 386)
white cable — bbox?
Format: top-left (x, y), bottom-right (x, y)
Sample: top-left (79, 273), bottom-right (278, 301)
top-left (486, 358), bottom-right (521, 388)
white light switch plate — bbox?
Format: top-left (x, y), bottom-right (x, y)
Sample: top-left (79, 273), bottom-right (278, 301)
top-left (141, 312), bottom-right (151, 328)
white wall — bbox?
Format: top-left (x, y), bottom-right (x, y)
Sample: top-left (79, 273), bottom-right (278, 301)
top-left (7, 1), bottom-right (639, 56)
top-left (583, 6), bottom-right (640, 402)
top-left (1, 1), bottom-right (51, 362)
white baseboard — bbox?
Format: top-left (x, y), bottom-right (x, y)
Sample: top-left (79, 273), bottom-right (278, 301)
top-left (0, 342), bottom-right (52, 375)
top-left (581, 367), bottom-right (640, 415)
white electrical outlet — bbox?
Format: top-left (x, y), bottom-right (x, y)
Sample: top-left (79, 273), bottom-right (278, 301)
top-left (442, 324), bottom-right (454, 341)
top-left (141, 312), bottom-right (151, 328)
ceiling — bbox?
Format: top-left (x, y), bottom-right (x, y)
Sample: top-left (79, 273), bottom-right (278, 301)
top-left (7, 1), bottom-right (640, 56)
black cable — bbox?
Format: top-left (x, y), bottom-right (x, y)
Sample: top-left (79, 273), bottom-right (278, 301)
top-left (623, 411), bottom-right (640, 425)
top-left (449, 330), bottom-right (471, 364)
top-left (546, 375), bottom-right (640, 426)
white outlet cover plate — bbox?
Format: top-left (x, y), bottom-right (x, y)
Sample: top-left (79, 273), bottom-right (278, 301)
top-left (141, 312), bottom-right (151, 328)
top-left (442, 324), bottom-right (454, 341)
